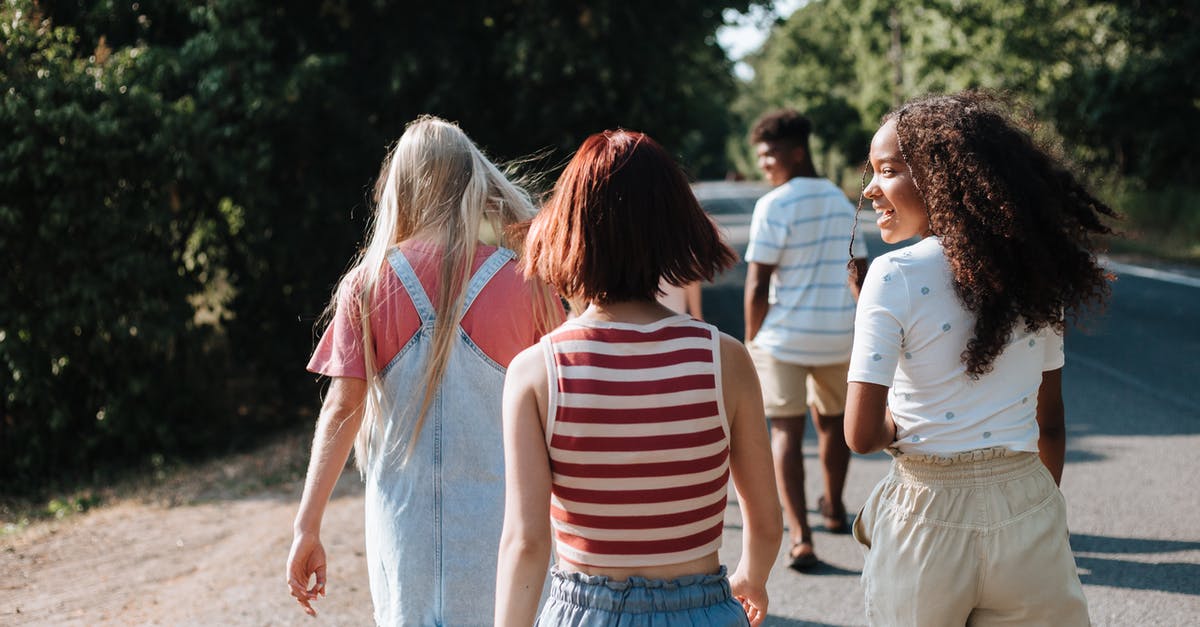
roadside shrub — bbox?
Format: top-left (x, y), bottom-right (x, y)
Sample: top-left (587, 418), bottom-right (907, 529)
top-left (2, 0), bottom-right (754, 495)
top-left (1103, 183), bottom-right (1200, 259)
top-left (0, 5), bottom-right (241, 492)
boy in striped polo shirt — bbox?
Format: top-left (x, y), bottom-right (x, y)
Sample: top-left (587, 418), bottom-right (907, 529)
top-left (744, 109), bottom-right (868, 571)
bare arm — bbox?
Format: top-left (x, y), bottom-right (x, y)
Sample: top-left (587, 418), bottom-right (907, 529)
top-left (844, 381), bottom-right (896, 454)
top-left (1035, 368), bottom-right (1066, 485)
top-left (744, 262), bottom-right (776, 342)
top-left (721, 334), bottom-right (783, 626)
top-left (848, 257), bottom-right (868, 301)
top-left (495, 346), bottom-right (554, 626)
top-left (287, 376), bottom-right (367, 616)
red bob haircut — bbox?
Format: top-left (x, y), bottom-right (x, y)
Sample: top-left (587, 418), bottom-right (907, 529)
top-left (523, 130), bottom-right (737, 304)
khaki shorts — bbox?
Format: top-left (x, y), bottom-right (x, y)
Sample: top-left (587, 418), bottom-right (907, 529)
top-left (853, 448), bottom-right (1090, 626)
top-left (746, 343), bottom-right (848, 417)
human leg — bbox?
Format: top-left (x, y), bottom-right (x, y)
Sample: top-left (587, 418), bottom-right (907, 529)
top-left (809, 405), bottom-right (850, 532)
top-left (807, 363), bottom-right (853, 533)
top-left (769, 416), bottom-right (814, 568)
top-left (747, 345), bottom-right (817, 569)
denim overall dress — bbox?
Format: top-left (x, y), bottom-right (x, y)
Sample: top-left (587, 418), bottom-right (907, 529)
top-left (363, 246), bottom-right (515, 626)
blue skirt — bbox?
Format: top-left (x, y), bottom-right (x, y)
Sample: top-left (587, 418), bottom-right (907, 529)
top-left (536, 566), bottom-right (751, 626)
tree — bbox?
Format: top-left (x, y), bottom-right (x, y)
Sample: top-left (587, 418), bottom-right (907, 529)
top-left (2, 0), bottom-right (758, 492)
top-left (1043, 0), bottom-right (1200, 186)
top-left (0, 4), bottom-right (237, 487)
top-left (733, 0), bottom-right (867, 187)
top-left (738, 0), bottom-right (1200, 191)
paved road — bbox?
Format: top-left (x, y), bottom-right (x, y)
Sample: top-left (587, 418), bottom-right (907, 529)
top-left (695, 181), bottom-right (1200, 626)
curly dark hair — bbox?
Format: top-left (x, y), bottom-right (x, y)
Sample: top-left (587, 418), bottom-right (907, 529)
top-left (889, 91), bottom-right (1117, 377)
top-left (750, 109), bottom-right (812, 146)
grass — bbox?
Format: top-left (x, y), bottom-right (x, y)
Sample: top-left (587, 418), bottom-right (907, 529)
top-left (1102, 184), bottom-right (1200, 264)
top-left (1103, 235), bottom-right (1200, 265)
top-left (0, 424), bottom-right (320, 537)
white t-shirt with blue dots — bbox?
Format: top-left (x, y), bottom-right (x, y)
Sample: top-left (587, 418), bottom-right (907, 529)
top-left (847, 236), bottom-right (1065, 455)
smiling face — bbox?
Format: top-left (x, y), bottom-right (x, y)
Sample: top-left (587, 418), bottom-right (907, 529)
top-left (863, 119), bottom-right (930, 244)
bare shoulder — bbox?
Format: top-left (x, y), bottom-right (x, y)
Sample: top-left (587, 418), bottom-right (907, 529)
top-left (504, 342), bottom-right (551, 428)
top-left (717, 331), bottom-right (755, 373)
top-left (506, 343), bottom-right (547, 389)
top-left (717, 332), bottom-right (760, 399)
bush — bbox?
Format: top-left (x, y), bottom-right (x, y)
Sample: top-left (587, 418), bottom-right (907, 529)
top-left (0, 5), bottom-right (256, 493)
top-left (1102, 183), bottom-right (1200, 260)
top-left (2, 0), bottom-right (754, 494)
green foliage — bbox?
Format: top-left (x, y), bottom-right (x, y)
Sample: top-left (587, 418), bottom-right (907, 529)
top-left (1042, 1), bottom-right (1200, 186)
top-left (0, 5), bottom-right (241, 492)
top-left (45, 492), bottom-right (101, 519)
top-left (1101, 184), bottom-right (1200, 260)
top-left (732, 1), bottom-right (867, 187)
top-left (738, 0), bottom-right (1200, 197)
top-left (1, 0), bottom-right (752, 494)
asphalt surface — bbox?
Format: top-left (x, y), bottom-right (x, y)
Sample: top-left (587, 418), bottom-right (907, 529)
top-left (694, 181), bottom-right (1200, 626)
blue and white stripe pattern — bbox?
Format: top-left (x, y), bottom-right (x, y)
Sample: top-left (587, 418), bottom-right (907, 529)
top-left (745, 177), bottom-right (867, 365)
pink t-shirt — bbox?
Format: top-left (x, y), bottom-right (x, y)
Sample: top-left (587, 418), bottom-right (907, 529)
top-left (307, 241), bottom-right (560, 379)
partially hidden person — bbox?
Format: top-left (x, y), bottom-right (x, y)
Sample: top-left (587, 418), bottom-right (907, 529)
top-left (744, 109), bottom-right (869, 570)
top-left (658, 280), bottom-right (705, 319)
top-left (496, 130), bottom-right (783, 626)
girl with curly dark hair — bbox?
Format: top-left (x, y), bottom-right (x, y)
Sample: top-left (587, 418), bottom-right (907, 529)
top-left (844, 92), bottom-right (1113, 626)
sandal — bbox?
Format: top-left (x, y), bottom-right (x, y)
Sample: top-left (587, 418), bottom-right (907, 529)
top-left (818, 496), bottom-right (850, 535)
top-left (788, 540), bottom-right (819, 571)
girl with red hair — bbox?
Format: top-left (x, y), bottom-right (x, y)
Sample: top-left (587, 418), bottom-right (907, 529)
top-left (495, 130), bottom-right (783, 626)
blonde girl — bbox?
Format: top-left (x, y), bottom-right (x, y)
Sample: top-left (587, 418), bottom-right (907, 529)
top-left (287, 116), bottom-right (562, 625)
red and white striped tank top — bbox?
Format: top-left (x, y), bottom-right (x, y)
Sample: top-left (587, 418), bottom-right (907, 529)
top-left (541, 314), bottom-right (730, 568)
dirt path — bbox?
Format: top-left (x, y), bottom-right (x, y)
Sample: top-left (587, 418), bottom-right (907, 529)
top-left (2, 433), bottom-right (376, 626)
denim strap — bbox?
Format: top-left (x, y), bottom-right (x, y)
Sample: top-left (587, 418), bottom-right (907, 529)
top-left (386, 248), bottom-right (436, 327)
top-left (458, 248), bottom-right (517, 322)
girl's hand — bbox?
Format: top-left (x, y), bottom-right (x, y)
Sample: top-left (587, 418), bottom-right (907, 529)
top-left (286, 376), bottom-right (365, 617)
top-left (730, 571), bottom-right (769, 627)
top-left (286, 531), bottom-right (327, 616)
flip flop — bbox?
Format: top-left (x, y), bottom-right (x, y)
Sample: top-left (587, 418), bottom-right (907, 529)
top-left (788, 541), bottom-right (819, 571)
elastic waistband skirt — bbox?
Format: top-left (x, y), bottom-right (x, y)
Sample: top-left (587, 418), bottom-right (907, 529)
top-left (546, 565), bottom-right (735, 613)
top-left (889, 446), bottom-right (1042, 487)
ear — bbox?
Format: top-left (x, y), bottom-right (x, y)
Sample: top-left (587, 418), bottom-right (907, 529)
top-left (789, 144), bottom-right (808, 163)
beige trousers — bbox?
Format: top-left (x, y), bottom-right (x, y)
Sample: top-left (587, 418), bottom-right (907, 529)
top-left (852, 447), bottom-right (1090, 626)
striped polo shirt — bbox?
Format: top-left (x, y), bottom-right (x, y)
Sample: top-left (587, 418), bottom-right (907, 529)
top-left (745, 177), bottom-right (868, 365)
top-left (541, 314), bottom-right (730, 568)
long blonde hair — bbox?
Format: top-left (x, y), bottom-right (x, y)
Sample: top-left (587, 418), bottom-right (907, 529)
top-left (336, 115), bottom-right (557, 471)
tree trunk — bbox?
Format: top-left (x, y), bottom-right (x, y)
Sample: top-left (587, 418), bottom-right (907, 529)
top-left (888, 5), bottom-right (903, 107)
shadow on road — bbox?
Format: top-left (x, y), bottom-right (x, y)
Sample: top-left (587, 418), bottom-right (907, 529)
top-left (1063, 448), bottom-right (1107, 464)
top-left (1071, 532), bottom-right (1200, 596)
top-left (702, 283), bottom-right (747, 341)
top-left (1071, 532), bottom-right (1200, 555)
top-left (762, 617), bottom-right (847, 627)
top-left (758, 614), bottom-right (844, 619)
top-left (1075, 556), bottom-right (1200, 596)
top-left (795, 560), bottom-right (861, 577)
